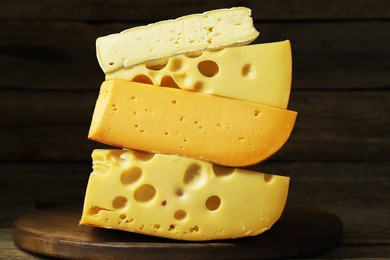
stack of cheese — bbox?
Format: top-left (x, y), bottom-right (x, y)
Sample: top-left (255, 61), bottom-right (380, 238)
top-left (80, 7), bottom-right (297, 241)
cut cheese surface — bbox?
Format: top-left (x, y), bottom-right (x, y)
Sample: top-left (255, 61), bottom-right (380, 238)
top-left (80, 149), bottom-right (290, 241)
top-left (107, 41), bottom-right (292, 108)
top-left (88, 79), bottom-right (297, 167)
top-left (97, 7), bottom-right (259, 73)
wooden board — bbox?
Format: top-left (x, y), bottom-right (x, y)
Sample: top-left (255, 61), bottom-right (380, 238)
top-left (12, 205), bottom-right (342, 259)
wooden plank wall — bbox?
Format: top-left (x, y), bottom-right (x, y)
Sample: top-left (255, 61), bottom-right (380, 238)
top-left (1, 1), bottom-right (389, 257)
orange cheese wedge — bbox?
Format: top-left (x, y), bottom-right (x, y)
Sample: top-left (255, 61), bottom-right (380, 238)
top-left (88, 79), bottom-right (297, 167)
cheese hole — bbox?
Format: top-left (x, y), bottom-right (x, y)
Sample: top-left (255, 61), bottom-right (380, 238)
top-left (92, 163), bottom-right (109, 175)
top-left (242, 64), bottom-right (256, 78)
top-left (160, 75), bottom-right (179, 88)
top-left (213, 164), bottom-right (234, 177)
top-left (134, 184), bottom-right (156, 203)
top-left (174, 210), bottom-right (187, 221)
top-left (175, 188), bottom-right (184, 197)
top-left (193, 81), bottom-right (211, 93)
top-left (193, 81), bottom-right (204, 92)
top-left (153, 224), bottom-right (161, 229)
top-left (254, 110), bottom-right (261, 117)
top-left (112, 196), bottom-right (128, 209)
top-left (109, 62), bottom-right (114, 66)
top-left (198, 60), bottom-right (219, 77)
top-left (183, 164), bottom-right (206, 189)
top-left (206, 196), bottom-right (221, 211)
top-left (190, 225), bottom-right (199, 233)
top-left (185, 51), bottom-right (202, 58)
top-left (132, 75), bottom-right (153, 85)
top-left (206, 26), bottom-right (214, 33)
top-left (120, 167), bottom-right (142, 185)
top-left (161, 200), bottom-right (167, 206)
top-left (264, 174), bottom-right (274, 183)
top-left (132, 151), bottom-right (155, 161)
top-left (170, 58), bottom-right (182, 72)
top-left (146, 63), bottom-right (166, 70)
top-left (146, 59), bottom-right (168, 70)
top-left (168, 224), bottom-right (176, 231)
top-left (88, 206), bottom-right (107, 216)
top-left (119, 214), bottom-right (127, 220)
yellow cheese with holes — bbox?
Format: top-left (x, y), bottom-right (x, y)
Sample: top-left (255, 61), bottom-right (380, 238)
top-left (107, 41), bottom-right (291, 108)
top-left (80, 149), bottom-right (289, 241)
top-left (88, 79), bottom-right (297, 167)
top-left (97, 7), bottom-right (259, 73)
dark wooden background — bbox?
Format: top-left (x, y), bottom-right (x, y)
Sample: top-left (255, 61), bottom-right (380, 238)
top-left (1, 0), bottom-right (389, 258)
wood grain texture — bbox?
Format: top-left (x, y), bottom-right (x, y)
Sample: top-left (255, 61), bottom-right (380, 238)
top-left (1, 20), bottom-right (389, 90)
top-left (1, 1), bottom-right (389, 258)
top-left (1, 0), bottom-right (389, 21)
top-left (0, 229), bottom-right (40, 260)
top-left (2, 228), bottom-right (389, 259)
top-left (11, 205), bottom-right (342, 259)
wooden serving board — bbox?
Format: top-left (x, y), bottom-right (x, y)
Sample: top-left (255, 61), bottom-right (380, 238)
top-left (12, 205), bottom-right (342, 259)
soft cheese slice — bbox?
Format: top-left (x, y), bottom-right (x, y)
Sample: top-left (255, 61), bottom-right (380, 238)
top-left (107, 41), bottom-right (291, 108)
top-left (80, 149), bottom-right (290, 241)
top-left (88, 79), bottom-right (297, 167)
top-left (97, 7), bottom-right (259, 73)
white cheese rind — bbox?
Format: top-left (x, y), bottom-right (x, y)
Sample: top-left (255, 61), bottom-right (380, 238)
top-left (96, 7), bottom-right (259, 73)
top-left (80, 149), bottom-right (290, 241)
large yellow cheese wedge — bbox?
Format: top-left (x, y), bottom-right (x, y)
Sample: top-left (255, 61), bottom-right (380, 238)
top-left (97, 7), bottom-right (259, 73)
top-left (88, 79), bottom-right (297, 167)
top-left (107, 41), bottom-right (291, 108)
top-left (80, 149), bottom-right (290, 241)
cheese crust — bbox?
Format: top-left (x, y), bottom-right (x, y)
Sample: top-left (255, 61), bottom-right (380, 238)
top-left (96, 7), bottom-right (259, 73)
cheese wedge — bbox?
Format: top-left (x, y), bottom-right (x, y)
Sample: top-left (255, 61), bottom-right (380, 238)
top-left (97, 7), bottom-right (259, 73)
top-left (80, 149), bottom-right (290, 241)
top-left (107, 40), bottom-right (292, 108)
top-left (88, 79), bottom-right (297, 167)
